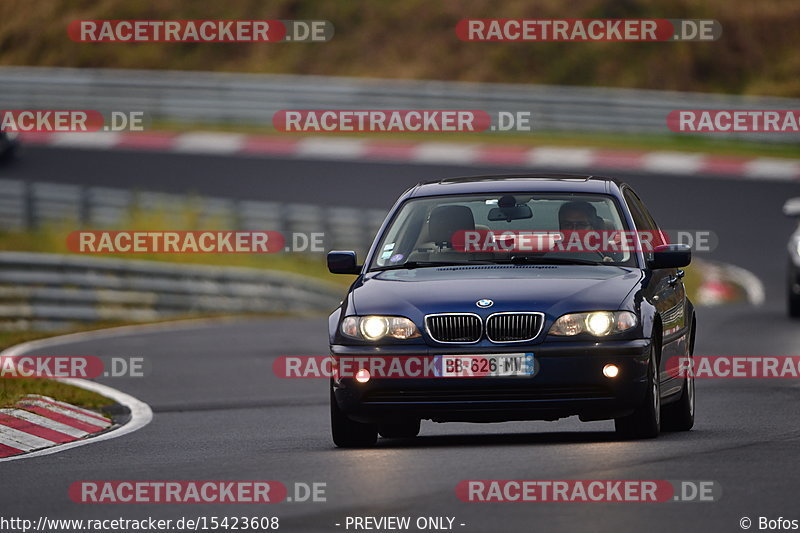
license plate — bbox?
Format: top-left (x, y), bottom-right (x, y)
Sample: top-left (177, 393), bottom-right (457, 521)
top-left (434, 353), bottom-right (536, 378)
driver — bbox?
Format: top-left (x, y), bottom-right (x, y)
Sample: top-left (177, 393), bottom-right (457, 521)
top-left (556, 200), bottom-right (618, 261)
top-left (558, 201), bottom-right (600, 231)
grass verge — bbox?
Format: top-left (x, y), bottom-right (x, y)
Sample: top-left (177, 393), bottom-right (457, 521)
top-left (0, 381), bottom-right (112, 411)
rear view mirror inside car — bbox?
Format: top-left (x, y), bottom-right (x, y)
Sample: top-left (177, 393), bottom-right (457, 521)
top-left (488, 204), bottom-right (533, 222)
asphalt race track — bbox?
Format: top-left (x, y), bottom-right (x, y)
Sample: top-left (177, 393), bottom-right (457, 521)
top-left (1, 146), bottom-right (799, 532)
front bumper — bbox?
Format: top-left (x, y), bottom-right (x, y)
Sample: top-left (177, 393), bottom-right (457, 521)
top-left (331, 339), bottom-right (651, 423)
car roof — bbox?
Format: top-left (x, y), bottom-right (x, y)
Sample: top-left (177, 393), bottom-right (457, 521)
top-left (406, 174), bottom-right (624, 198)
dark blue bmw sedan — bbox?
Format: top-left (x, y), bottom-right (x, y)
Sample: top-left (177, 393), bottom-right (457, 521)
top-left (327, 175), bottom-right (695, 447)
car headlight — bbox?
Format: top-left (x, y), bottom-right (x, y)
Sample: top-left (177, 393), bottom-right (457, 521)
top-left (341, 316), bottom-right (421, 341)
top-left (549, 311), bottom-right (637, 337)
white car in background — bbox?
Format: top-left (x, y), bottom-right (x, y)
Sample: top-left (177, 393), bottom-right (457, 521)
top-left (784, 198), bottom-right (800, 317)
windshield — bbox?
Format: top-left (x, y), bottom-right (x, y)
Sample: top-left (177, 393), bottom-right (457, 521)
top-left (369, 192), bottom-right (638, 270)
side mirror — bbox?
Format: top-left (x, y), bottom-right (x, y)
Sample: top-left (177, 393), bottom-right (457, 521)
top-left (647, 244), bottom-right (691, 270)
top-left (783, 198), bottom-right (800, 217)
top-left (327, 251), bottom-right (361, 274)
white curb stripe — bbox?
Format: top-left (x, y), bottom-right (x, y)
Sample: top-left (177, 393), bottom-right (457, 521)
top-left (528, 147), bottom-right (594, 168)
top-left (173, 132), bottom-right (246, 154)
top-left (0, 433), bottom-right (35, 452)
top-left (295, 137), bottom-right (367, 159)
top-left (743, 159), bottom-right (800, 181)
top-left (0, 425), bottom-right (56, 450)
top-left (0, 408), bottom-right (89, 438)
top-left (413, 142), bottom-right (480, 164)
top-left (16, 399), bottom-right (111, 427)
top-left (23, 395), bottom-right (109, 422)
top-left (21, 131), bottom-right (800, 182)
top-left (50, 131), bottom-right (123, 149)
top-left (641, 151), bottom-right (704, 175)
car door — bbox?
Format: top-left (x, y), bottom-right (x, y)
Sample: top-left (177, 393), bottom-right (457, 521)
top-left (623, 187), bottom-right (688, 397)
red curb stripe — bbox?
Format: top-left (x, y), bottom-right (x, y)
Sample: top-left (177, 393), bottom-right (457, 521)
top-left (22, 406), bottom-right (107, 433)
top-left (475, 145), bottom-right (530, 165)
top-left (239, 135), bottom-right (300, 155)
top-left (362, 141), bottom-right (417, 160)
top-left (591, 150), bottom-right (646, 169)
top-left (699, 156), bottom-right (752, 176)
top-left (0, 442), bottom-right (25, 458)
top-left (114, 132), bottom-right (178, 150)
top-left (16, 131), bottom-right (56, 144)
top-left (12, 129), bottom-right (800, 182)
top-left (0, 413), bottom-right (77, 444)
top-left (22, 397), bottom-right (109, 423)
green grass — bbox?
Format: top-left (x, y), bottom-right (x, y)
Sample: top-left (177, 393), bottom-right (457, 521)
top-left (0, 380), bottom-right (112, 411)
top-left (0, 207), bottom-right (354, 287)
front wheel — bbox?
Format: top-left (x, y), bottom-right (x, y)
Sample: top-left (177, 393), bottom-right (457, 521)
top-left (661, 355), bottom-right (695, 431)
top-left (330, 387), bottom-right (377, 448)
top-left (615, 341), bottom-right (660, 439)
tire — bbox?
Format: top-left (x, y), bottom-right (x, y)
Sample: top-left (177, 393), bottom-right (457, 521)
top-left (788, 260), bottom-right (800, 318)
top-left (330, 386), bottom-right (377, 448)
top-left (615, 339), bottom-right (661, 439)
top-left (661, 355), bottom-right (695, 432)
top-left (378, 419), bottom-right (421, 439)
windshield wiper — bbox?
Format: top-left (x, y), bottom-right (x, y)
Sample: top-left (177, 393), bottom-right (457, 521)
top-left (371, 260), bottom-right (493, 272)
top-left (492, 256), bottom-right (603, 266)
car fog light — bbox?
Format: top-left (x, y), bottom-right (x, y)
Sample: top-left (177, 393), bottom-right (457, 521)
top-left (355, 368), bottom-right (371, 383)
top-left (603, 364), bottom-right (619, 378)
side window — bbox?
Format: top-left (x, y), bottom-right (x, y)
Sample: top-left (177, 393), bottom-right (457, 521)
top-left (631, 191), bottom-right (660, 231)
top-left (624, 188), bottom-right (666, 253)
top-left (623, 189), bottom-right (652, 231)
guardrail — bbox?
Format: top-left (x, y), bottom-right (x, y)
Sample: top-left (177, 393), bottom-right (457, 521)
top-left (0, 251), bottom-right (345, 331)
top-left (1, 66), bottom-right (798, 141)
top-left (0, 178), bottom-right (387, 255)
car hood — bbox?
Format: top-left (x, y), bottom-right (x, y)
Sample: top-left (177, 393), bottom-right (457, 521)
top-left (350, 264), bottom-right (642, 319)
